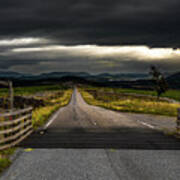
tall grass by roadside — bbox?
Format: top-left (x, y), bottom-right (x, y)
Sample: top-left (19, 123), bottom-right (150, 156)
top-left (80, 88), bottom-right (180, 117)
top-left (32, 89), bottom-right (72, 128)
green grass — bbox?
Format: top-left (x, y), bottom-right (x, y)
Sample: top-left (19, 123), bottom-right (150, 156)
top-left (32, 89), bottom-right (72, 129)
top-left (80, 86), bottom-right (180, 101)
top-left (162, 90), bottom-right (180, 101)
top-left (0, 84), bottom-right (68, 97)
top-left (80, 87), bottom-right (180, 117)
top-left (114, 88), bottom-right (180, 101)
top-left (0, 148), bottom-right (15, 174)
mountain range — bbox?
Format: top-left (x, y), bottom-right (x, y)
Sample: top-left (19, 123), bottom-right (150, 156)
top-left (0, 71), bottom-right (153, 81)
top-left (0, 71), bottom-right (179, 89)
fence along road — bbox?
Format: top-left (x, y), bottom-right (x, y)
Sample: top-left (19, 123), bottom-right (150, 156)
top-left (0, 107), bottom-right (33, 150)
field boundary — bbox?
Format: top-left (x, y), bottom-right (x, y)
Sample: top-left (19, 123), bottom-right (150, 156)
top-left (121, 92), bottom-right (180, 104)
top-left (0, 107), bottom-right (33, 150)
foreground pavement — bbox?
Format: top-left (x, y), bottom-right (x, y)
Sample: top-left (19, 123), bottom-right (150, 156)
top-left (1, 148), bottom-right (180, 180)
top-left (1, 89), bottom-right (180, 180)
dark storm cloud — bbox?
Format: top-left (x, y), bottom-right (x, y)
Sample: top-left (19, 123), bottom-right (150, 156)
top-left (0, 0), bottom-right (180, 74)
top-left (1, 45), bottom-right (180, 74)
top-left (0, 0), bottom-right (180, 47)
top-left (3, 54), bottom-right (180, 74)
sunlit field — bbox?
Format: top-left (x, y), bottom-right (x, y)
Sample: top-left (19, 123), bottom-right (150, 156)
top-left (80, 86), bottom-right (180, 117)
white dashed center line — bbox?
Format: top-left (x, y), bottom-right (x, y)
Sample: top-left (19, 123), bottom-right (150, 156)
top-left (138, 121), bottom-right (155, 129)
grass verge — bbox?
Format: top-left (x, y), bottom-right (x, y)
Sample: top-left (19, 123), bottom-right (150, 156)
top-left (80, 88), bottom-right (180, 117)
top-left (32, 89), bottom-right (72, 129)
top-left (0, 148), bottom-right (15, 175)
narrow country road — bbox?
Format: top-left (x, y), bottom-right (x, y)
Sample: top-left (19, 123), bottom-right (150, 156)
top-left (1, 88), bottom-right (180, 180)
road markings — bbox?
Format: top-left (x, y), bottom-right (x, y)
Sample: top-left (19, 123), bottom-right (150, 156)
top-left (44, 109), bottom-right (61, 128)
top-left (138, 121), bottom-right (155, 129)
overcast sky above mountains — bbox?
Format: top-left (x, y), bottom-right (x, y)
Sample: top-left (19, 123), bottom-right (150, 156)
top-left (0, 0), bottom-right (180, 74)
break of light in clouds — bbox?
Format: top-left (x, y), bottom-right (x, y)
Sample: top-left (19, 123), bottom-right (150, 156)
top-left (0, 38), bottom-right (50, 46)
top-left (11, 45), bottom-right (180, 60)
top-left (0, 0), bottom-right (180, 74)
top-left (0, 37), bottom-right (179, 74)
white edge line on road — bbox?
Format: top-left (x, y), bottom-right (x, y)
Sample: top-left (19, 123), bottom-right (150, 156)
top-left (44, 109), bottom-right (61, 129)
top-left (138, 121), bottom-right (155, 129)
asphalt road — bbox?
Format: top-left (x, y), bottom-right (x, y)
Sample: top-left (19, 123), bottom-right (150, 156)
top-left (1, 88), bottom-right (180, 180)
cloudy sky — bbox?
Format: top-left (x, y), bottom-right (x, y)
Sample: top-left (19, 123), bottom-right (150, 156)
top-left (0, 0), bottom-right (180, 74)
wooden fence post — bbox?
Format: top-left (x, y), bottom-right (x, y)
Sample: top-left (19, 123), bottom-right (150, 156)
top-left (177, 108), bottom-right (180, 132)
top-left (8, 81), bottom-right (14, 111)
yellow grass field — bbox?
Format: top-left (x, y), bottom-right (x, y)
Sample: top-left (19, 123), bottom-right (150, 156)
top-left (80, 88), bottom-right (180, 117)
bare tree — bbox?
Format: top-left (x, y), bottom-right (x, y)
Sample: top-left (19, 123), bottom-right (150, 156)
top-left (149, 66), bottom-right (168, 99)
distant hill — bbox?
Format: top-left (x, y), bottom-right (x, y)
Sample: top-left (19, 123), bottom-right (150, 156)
top-left (40, 72), bottom-right (90, 78)
top-left (0, 71), bottom-right (149, 81)
top-left (94, 73), bottom-right (150, 81)
top-left (0, 71), bottom-right (22, 78)
top-left (0, 71), bottom-right (179, 89)
top-left (166, 72), bottom-right (180, 89)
